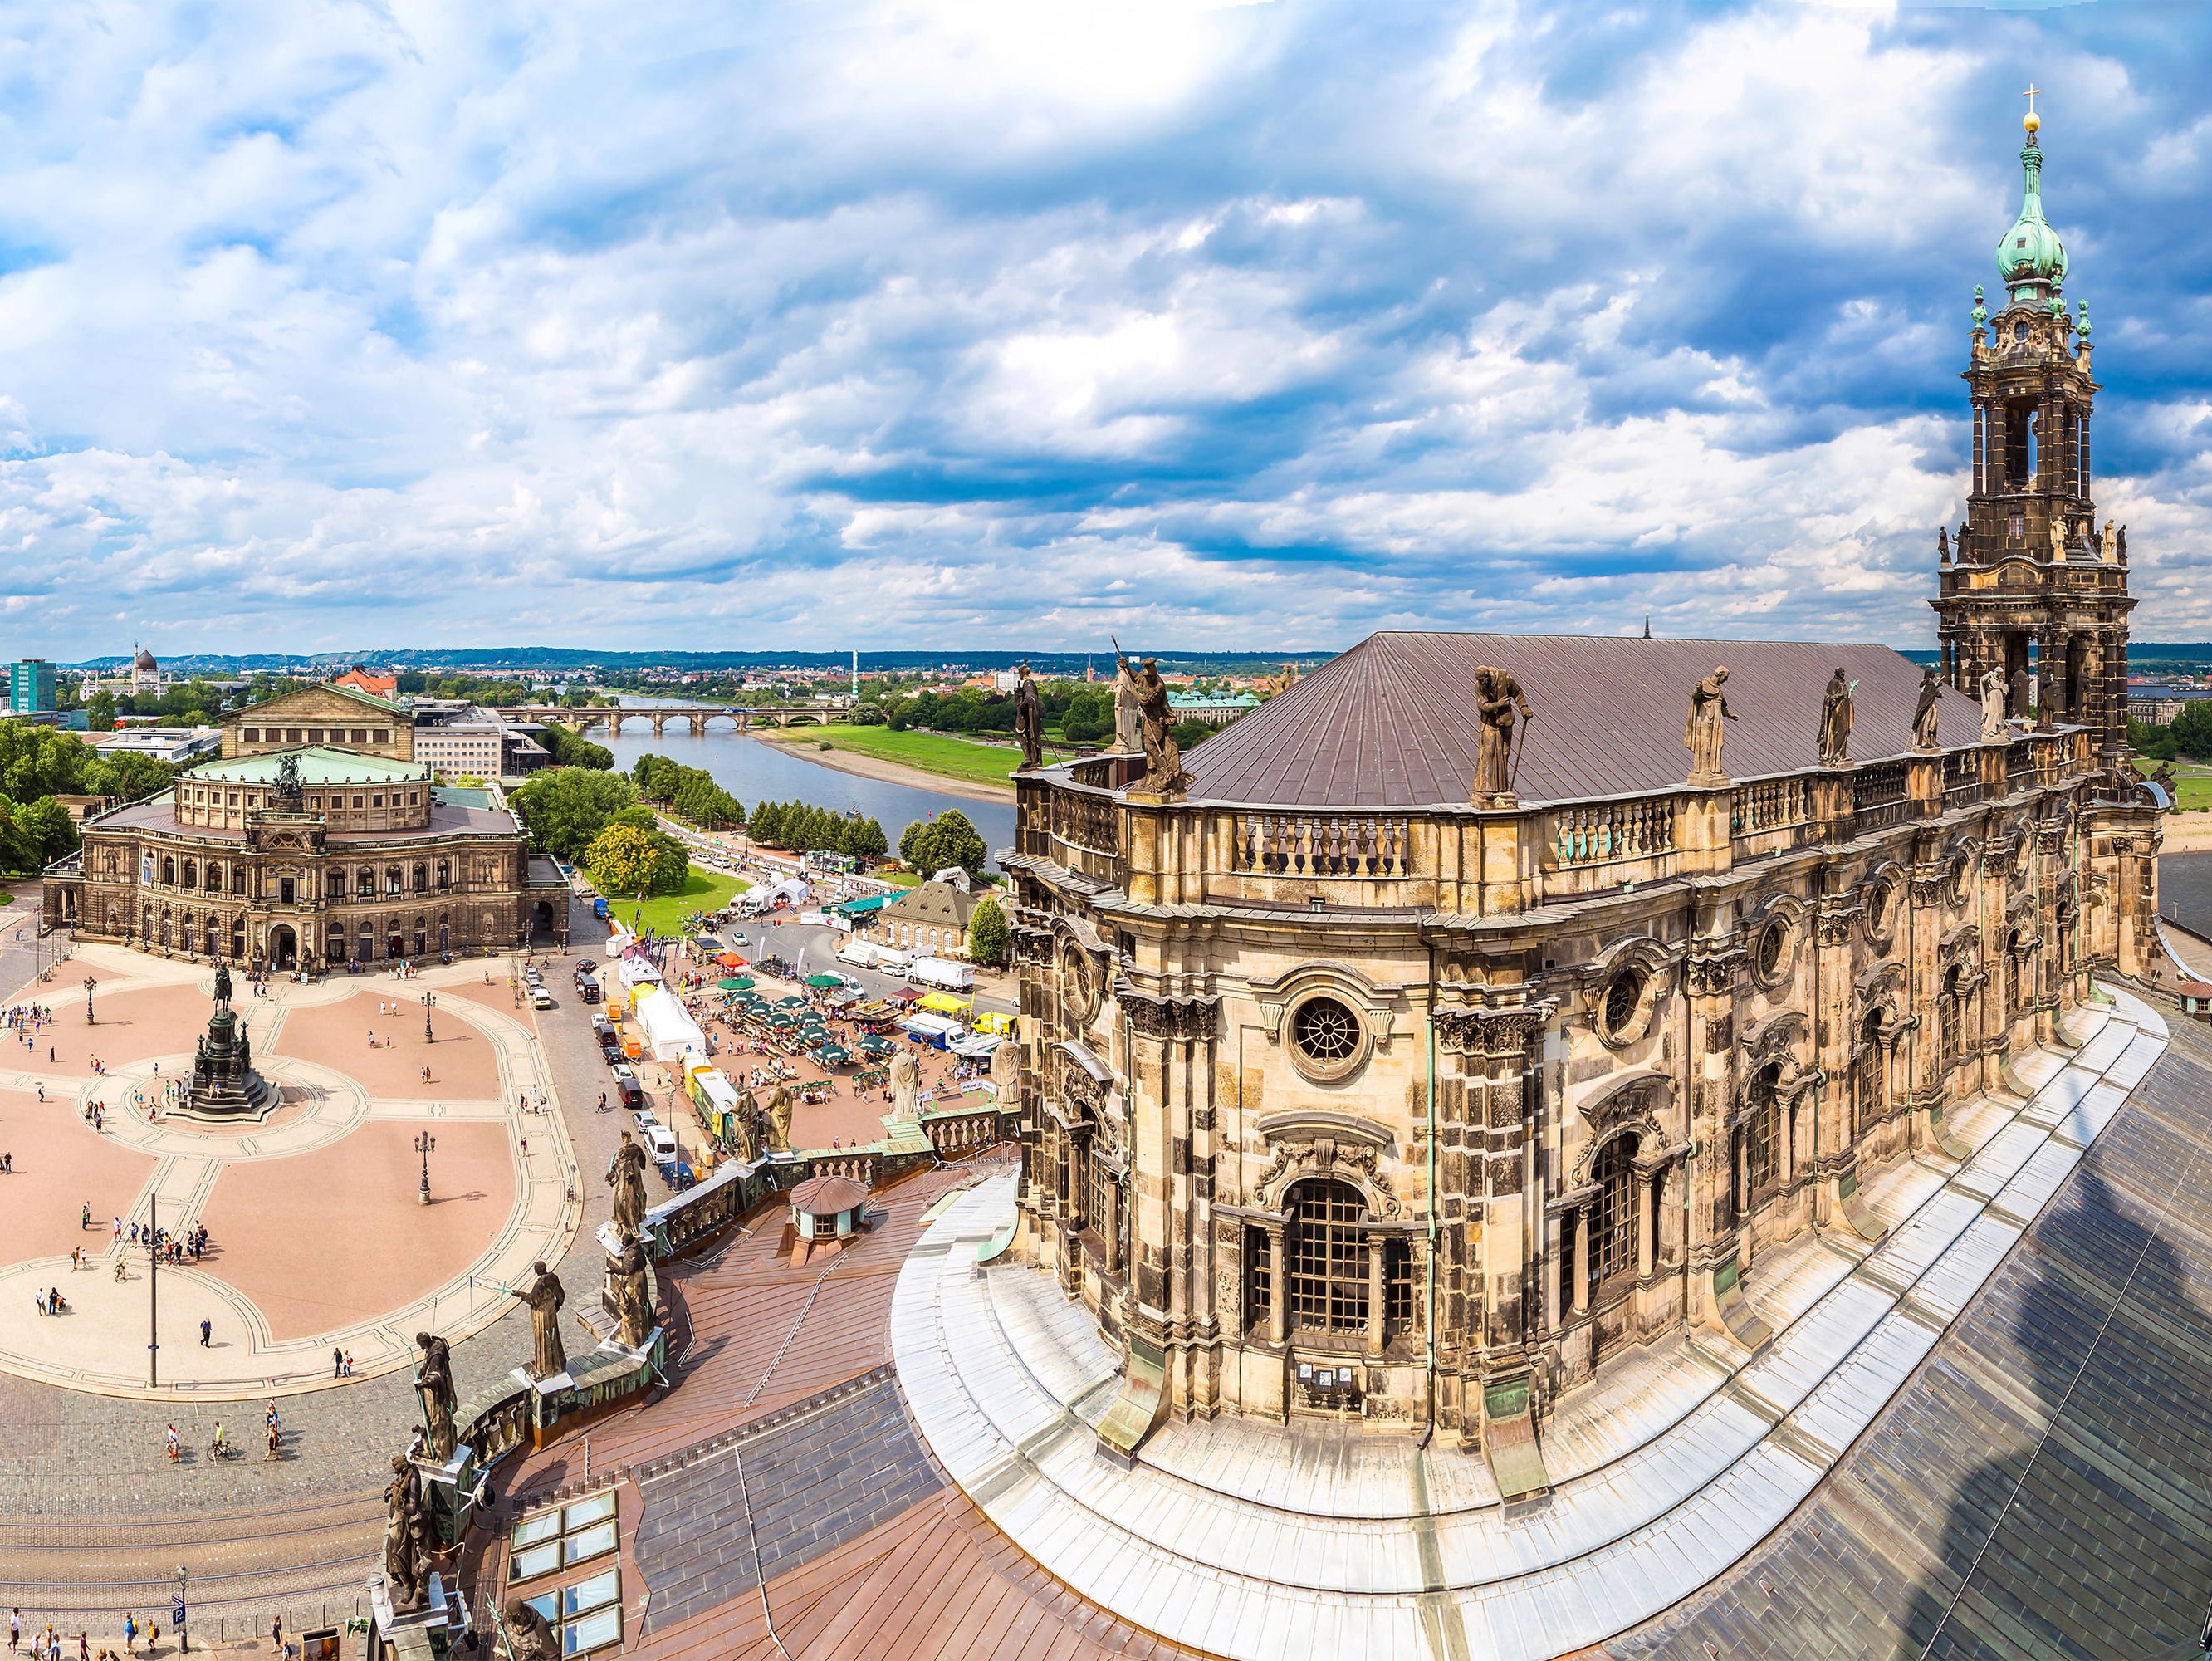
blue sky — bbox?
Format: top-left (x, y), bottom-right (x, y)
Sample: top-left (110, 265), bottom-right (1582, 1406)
top-left (0, 0), bottom-right (2207, 658)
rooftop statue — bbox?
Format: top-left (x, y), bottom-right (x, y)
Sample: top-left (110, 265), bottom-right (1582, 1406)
top-left (1684, 667), bottom-right (1735, 787)
top-left (606, 1131), bottom-right (648, 1237)
top-left (1117, 646), bottom-right (1189, 795)
top-left (274, 751), bottom-right (304, 810)
top-left (1980, 667), bottom-right (2009, 742)
top-left (1913, 666), bottom-right (1942, 751)
top-left (520, 1260), bottom-right (566, 1384)
top-left (1012, 661), bottom-right (1045, 773)
top-left (1470, 665), bottom-right (1532, 802)
top-left (1818, 668), bottom-right (1853, 768)
top-left (414, 1330), bottom-right (458, 1463)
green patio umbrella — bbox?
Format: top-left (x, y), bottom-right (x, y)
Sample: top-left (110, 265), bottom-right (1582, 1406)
top-left (816, 1045), bottom-right (852, 1066)
top-left (803, 973), bottom-right (844, 989)
top-left (769, 1009), bottom-right (800, 1027)
top-left (775, 994), bottom-right (810, 1009)
top-left (717, 976), bottom-right (754, 992)
top-left (857, 1034), bottom-right (895, 1056)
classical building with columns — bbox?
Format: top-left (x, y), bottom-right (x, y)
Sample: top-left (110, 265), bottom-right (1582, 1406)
top-left (1001, 126), bottom-right (2161, 1463)
top-left (43, 685), bottom-right (568, 967)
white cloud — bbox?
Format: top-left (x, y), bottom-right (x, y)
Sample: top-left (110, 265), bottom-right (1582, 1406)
top-left (0, 0), bottom-right (2203, 658)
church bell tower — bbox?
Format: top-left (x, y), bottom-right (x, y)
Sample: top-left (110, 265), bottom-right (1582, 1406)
top-left (1933, 95), bottom-right (2133, 773)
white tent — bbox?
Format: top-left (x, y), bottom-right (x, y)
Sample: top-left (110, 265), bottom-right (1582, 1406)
top-left (637, 991), bottom-right (707, 1061)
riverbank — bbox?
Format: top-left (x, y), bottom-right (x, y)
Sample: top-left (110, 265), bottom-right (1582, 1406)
top-left (758, 729), bottom-right (1020, 805)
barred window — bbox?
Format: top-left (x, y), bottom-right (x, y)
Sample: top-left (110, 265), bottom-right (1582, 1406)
top-left (1940, 965), bottom-right (1964, 1064)
top-left (1244, 1225), bottom-right (1272, 1335)
top-left (1084, 1146), bottom-right (1115, 1242)
top-left (1742, 1066), bottom-right (1780, 1203)
top-left (1856, 1010), bottom-right (1886, 1131)
top-left (1385, 1238), bottom-right (1414, 1330)
top-left (1589, 1134), bottom-right (1638, 1288)
top-left (1288, 1179), bottom-right (1368, 1335)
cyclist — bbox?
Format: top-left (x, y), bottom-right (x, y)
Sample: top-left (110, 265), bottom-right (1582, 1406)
top-left (209, 1419), bottom-right (227, 1458)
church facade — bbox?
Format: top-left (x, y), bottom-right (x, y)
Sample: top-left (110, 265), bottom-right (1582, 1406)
top-left (1001, 123), bottom-right (2162, 1460)
top-left (44, 686), bottom-right (566, 967)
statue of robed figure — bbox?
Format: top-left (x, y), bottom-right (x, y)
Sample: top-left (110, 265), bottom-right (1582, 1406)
top-left (1471, 665), bottom-right (1532, 801)
top-left (1980, 667), bottom-right (2008, 742)
top-left (1113, 657), bottom-right (1142, 753)
top-left (520, 1260), bottom-right (566, 1382)
top-left (1817, 668), bottom-right (1852, 768)
top-left (414, 1330), bottom-right (458, 1463)
top-left (500, 1598), bottom-right (560, 1661)
top-left (605, 1228), bottom-right (655, 1350)
top-left (889, 1050), bottom-right (921, 1122)
top-left (766, 1084), bottom-right (795, 1154)
top-left (384, 1455), bottom-right (434, 1612)
top-left (1116, 644), bottom-right (1187, 795)
top-left (1911, 666), bottom-right (1941, 751)
top-left (606, 1131), bottom-right (649, 1237)
top-left (1011, 662), bottom-right (1045, 772)
top-left (1684, 667), bottom-right (1735, 786)
top-left (213, 960), bottom-right (232, 1007)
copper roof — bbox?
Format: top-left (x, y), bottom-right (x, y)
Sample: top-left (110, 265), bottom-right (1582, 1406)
top-left (790, 1174), bottom-right (870, 1214)
top-left (1178, 632), bottom-right (1992, 809)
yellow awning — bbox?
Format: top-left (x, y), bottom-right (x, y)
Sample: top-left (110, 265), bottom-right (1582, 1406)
top-left (917, 992), bottom-right (971, 1016)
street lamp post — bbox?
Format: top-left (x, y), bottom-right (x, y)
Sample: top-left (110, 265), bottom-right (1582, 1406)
top-left (175, 1564), bottom-right (188, 1654)
top-left (414, 1131), bottom-right (436, 1206)
top-left (421, 991), bottom-right (436, 1043)
top-left (83, 975), bottom-right (98, 1024)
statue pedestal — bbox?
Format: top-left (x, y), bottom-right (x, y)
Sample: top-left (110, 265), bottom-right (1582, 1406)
top-left (177, 1001), bottom-right (275, 1122)
top-left (417, 1446), bottom-right (477, 1547)
top-left (519, 1368), bottom-right (577, 1436)
top-left (367, 1570), bottom-right (462, 1659)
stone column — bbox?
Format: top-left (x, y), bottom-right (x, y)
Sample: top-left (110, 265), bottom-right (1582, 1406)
top-left (1544, 1214), bottom-right (1563, 1335)
top-left (1636, 1174), bottom-right (1656, 1278)
top-left (1266, 1223), bottom-right (1287, 1346)
top-left (1365, 1237), bottom-right (1387, 1358)
top-left (1570, 1208), bottom-right (1589, 1316)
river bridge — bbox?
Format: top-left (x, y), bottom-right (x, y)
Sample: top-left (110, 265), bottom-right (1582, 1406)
top-left (513, 703), bottom-right (850, 737)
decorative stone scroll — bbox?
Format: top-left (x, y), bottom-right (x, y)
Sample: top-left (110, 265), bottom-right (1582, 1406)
top-left (1252, 1111), bottom-right (1402, 1217)
top-left (1434, 1007), bottom-right (1544, 1060)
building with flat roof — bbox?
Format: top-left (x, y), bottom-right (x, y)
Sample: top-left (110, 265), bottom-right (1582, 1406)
top-left (86, 726), bottom-right (222, 765)
top-left (9, 658), bottom-right (56, 713)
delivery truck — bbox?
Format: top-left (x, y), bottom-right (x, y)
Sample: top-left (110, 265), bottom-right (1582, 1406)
top-left (908, 956), bottom-right (976, 992)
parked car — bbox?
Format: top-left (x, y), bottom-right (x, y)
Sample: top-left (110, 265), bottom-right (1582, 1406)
top-left (577, 977), bottom-right (603, 1004)
top-left (575, 958), bottom-right (598, 972)
top-left (598, 1032), bottom-right (621, 1063)
top-left (614, 1076), bottom-right (644, 1111)
top-left (531, 987), bottom-right (555, 1010)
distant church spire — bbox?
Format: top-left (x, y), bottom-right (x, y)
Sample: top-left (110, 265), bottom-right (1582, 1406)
top-left (1642, 615), bottom-right (1652, 639)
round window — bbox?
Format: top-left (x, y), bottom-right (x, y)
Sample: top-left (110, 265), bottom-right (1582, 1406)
top-left (1756, 922), bottom-right (1786, 983)
top-left (1058, 942), bottom-right (1097, 1031)
top-left (1288, 994), bottom-right (1363, 1079)
top-left (1867, 877), bottom-right (1894, 938)
top-left (1601, 968), bottom-right (1646, 1040)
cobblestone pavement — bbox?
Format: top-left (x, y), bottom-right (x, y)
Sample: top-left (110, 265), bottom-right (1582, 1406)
top-left (0, 895), bottom-right (640, 1636)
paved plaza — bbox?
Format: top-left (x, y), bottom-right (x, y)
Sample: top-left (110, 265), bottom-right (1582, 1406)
top-left (0, 943), bottom-right (577, 1397)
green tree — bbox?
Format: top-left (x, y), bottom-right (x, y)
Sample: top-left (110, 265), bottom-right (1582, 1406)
top-left (86, 692), bottom-right (117, 733)
top-left (967, 895), bottom-right (1009, 967)
top-left (83, 751), bottom-right (178, 802)
top-left (510, 767), bottom-right (639, 860)
top-left (849, 701), bottom-right (886, 726)
top-left (901, 809), bottom-right (988, 878)
top-left (15, 796), bottom-right (78, 867)
top-left (585, 820), bottom-right (688, 897)
top-left (539, 721), bottom-right (615, 770)
top-left (1170, 718), bottom-right (1213, 754)
top-left (840, 816), bottom-right (888, 861)
top-left (750, 800), bottom-right (787, 846)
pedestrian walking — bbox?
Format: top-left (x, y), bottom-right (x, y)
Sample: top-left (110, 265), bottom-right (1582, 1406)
top-left (333, 1345), bottom-right (345, 1379)
top-left (9, 1606), bottom-right (20, 1652)
top-left (79, 1203), bottom-right (89, 1231)
top-left (198, 1317), bottom-right (211, 1346)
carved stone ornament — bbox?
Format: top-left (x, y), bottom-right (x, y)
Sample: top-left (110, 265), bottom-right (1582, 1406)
top-left (1685, 948), bottom-right (1744, 999)
top-left (1735, 1008), bottom-right (1809, 1072)
top-left (1435, 1006), bottom-right (1545, 1058)
top-left (1120, 987), bottom-right (1219, 1041)
top-left (1253, 1129), bottom-right (1402, 1218)
top-left (1813, 899), bottom-right (1859, 948)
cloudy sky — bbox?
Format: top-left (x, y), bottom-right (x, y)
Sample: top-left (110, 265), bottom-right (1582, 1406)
top-left (1, 0), bottom-right (2206, 659)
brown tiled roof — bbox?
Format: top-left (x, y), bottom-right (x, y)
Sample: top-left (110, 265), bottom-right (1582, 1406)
top-left (1179, 631), bottom-right (1990, 809)
top-left (789, 1174), bottom-right (871, 1215)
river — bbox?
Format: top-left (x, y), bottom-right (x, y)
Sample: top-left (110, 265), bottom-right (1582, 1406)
top-left (584, 696), bottom-right (1017, 862)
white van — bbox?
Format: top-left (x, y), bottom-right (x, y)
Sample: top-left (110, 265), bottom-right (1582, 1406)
top-left (645, 1126), bottom-right (681, 1168)
top-left (835, 938), bottom-right (882, 971)
top-left (909, 956), bottom-right (976, 992)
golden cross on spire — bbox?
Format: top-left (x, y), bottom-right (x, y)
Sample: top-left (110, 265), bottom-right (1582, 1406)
top-left (2023, 83), bottom-right (2042, 114)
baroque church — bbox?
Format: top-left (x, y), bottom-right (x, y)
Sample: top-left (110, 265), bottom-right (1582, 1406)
top-left (1001, 114), bottom-right (2161, 1466)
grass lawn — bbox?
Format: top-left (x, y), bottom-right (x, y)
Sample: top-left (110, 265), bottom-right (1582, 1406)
top-left (2136, 759), bottom-right (2212, 811)
top-left (765, 725), bottom-right (1079, 791)
top-left (602, 870), bottom-right (749, 936)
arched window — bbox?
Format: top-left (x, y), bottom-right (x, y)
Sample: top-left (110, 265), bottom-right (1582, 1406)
top-left (385, 866), bottom-right (403, 894)
top-left (326, 869), bottom-right (345, 899)
top-left (1738, 1065), bottom-right (1780, 1213)
top-left (181, 859), bottom-right (196, 889)
top-left (327, 925), bottom-right (347, 963)
top-left (1855, 1009), bottom-right (1887, 1132)
top-left (180, 917), bottom-right (195, 954)
top-left (1940, 965), bottom-right (1964, 1066)
top-left (1286, 1179), bottom-right (1371, 1335)
top-left (232, 865), bottom-right (247, 894)
top-left (435, 860), bottom-right (450, 889)
top-left (161, 856), bottom-right (175, 886)
top-left (412, 864), bottom-right (428, 894)
top-left (1588, 1134), bottom-right (1639, 1296)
